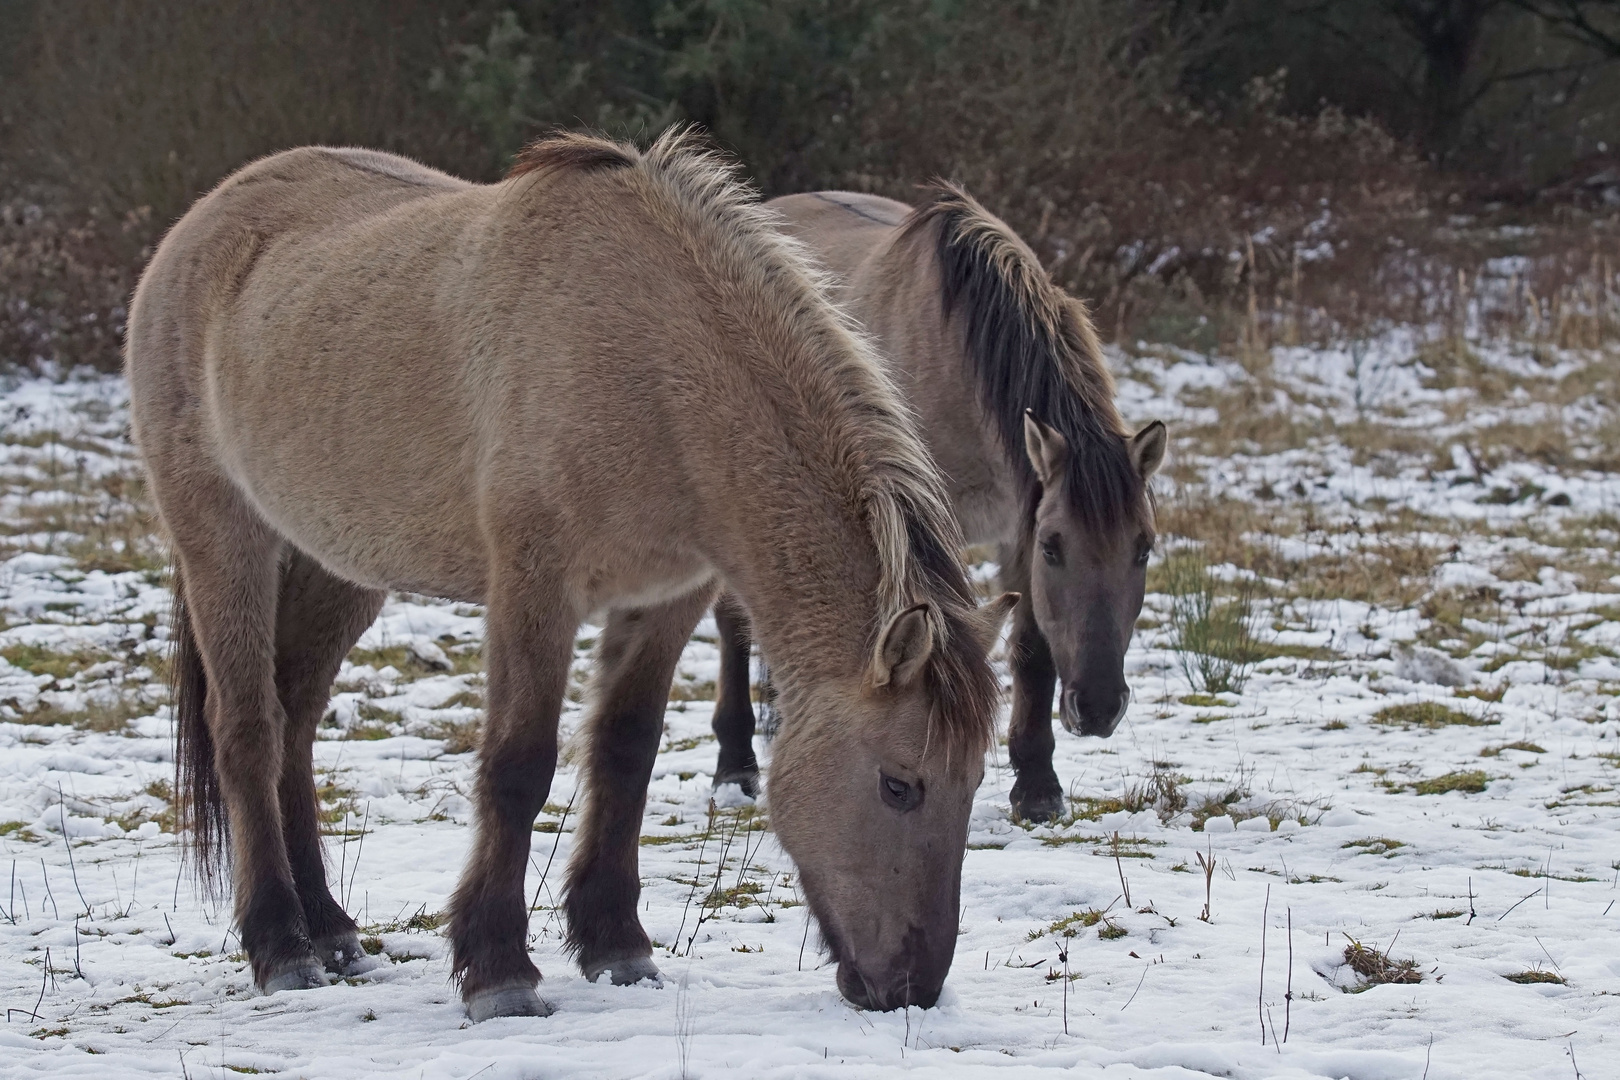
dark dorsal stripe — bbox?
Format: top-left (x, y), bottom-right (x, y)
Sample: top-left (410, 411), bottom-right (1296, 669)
top-left (902, 184), bottom-right (1143, 534)
top-left (507, 131), bottom-right (637, 179)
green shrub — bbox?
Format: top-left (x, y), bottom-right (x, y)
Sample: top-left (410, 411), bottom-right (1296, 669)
top-left (1161, 551), bottom-right (1264, 695)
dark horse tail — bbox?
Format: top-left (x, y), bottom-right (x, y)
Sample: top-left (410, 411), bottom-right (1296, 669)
top-left (171, 565), bottom-right (228, 891)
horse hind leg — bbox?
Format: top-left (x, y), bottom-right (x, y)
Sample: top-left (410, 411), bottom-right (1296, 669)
top-left (565, 583), bottom-right (715, 985)
top-left (710, 591), bottom-right (760, 797)
top-left (273, 549), bottom-right (385, 976)
top-left (168, 484), bottom-right (324, 992)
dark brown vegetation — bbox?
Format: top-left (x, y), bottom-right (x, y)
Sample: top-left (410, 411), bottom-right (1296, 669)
top-left (1343, 936), bottom-right (1425, 989)
top-left (5, 2), bottom-right (1620, 372)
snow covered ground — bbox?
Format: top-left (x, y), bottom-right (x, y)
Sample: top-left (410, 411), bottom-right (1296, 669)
top-left (0, 338), bottom-right (1616, 1079)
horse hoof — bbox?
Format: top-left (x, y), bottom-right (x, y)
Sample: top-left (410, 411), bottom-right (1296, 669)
top-left (261, 959), bottom-right (327, 994)
top-left (315, 932), bottom-right (376, 976)
top-left (713, 764), bottom-right (759, 799)
top-left (466, 983), bottom-right (554, 1022)
top-left (584, 955), bottom-right (663, 986)
top-left (1010, 780), bottom-right (1065, 824)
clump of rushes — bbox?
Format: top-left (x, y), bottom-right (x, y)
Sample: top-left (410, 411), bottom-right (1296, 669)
top-left (1160, 550), bottom-right (1264, 695)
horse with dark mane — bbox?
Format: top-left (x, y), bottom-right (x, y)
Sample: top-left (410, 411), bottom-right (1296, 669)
top-left (127, 130), bottom-right (1012, 1020)
top-left (710, 185), bottom-right (1165, 823)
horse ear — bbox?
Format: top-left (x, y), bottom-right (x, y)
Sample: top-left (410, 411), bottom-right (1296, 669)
top-left (968, 592), bottom-right (1019, 651)
top-left (1129, 420), bottom-right (1167, 479)
top-left (1023, 411), bottom-right (1067, 486)
top-left (871, 603), bottom-right (935, 688)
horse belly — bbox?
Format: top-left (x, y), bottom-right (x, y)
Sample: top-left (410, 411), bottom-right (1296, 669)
top-left (204, 348), bottom-right (489, 599)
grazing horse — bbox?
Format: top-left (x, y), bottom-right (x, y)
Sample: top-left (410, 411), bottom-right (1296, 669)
top-left (709, 186), bottom-right (1165, 823)
top-left (127, 131), bottom-right (1012, 1019)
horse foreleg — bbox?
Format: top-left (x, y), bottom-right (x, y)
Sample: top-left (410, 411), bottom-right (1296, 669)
top-left (564, 583), bottom-right (715, 984)
top-left (273, 550), bottom-right (385, 976)
top-left (710, 591), bottom-right (760, 796)
top-left (449, 571), bottom-right (576, 1021)
top-left (1002, 570), bottom-right (1064, 824)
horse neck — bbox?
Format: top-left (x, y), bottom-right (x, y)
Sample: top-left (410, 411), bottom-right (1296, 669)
top-left (851, 229), bottom-right (1019, 541)
top-left (690, 345), bottom-right (906, 692)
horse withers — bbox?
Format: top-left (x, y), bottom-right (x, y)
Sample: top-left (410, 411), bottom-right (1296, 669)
top-left (710, 186), bottom-right (1165, 823)
top-left (127, 131), bottom-right (1012, 1019)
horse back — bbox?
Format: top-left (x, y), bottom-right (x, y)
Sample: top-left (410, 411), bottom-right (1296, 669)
top-left (769, 191), bottom-right (1011, 544)
top-left (127, 147), bottom-right (710, 604)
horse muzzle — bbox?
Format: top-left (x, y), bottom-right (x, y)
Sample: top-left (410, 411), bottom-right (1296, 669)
top-left (836, 959), bottom-right (943, 1011)
top-left (1059, 685), bottom-right (1130, 738)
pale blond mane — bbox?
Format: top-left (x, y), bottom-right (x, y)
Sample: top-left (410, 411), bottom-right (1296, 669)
top-left (556, 130), bottom-right (968, 621)
top-left (509, 129), bottom-right (997, 757)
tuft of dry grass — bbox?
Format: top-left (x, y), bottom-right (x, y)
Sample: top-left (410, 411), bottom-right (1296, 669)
top-left (1342, 937), bottom-right (1422, 990)
top-left (424, 717), bottom-right (480, 755)
top-left (1503, 969), bottom-right (1565, 985)
top-left (1411, 770), bottom-right (1489, 796)
top-left (1481, 741), bottom-right (1546, 757)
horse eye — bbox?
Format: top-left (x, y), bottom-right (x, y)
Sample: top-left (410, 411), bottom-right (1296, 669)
top-left (1041, 536), bottom-right (1063, 567)
top-left (1135, 544), bottom-right (1152, 565)
top-left (880, 772), bottom-right (921, 812)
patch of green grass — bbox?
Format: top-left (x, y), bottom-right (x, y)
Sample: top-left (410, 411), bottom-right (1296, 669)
top-left (1343, 837), bottom-right (1406, 857)
top-left (1029, 909), bottom-right (1109, 939)
top-left (1423, 909), bottom-right (1465, 919)
top-left (662, 734), bottom-right (713, 753)
top-left (18, 695), bottom-right (148, 734)
top-left (0, 643), bottom-right (109, 681)
top-left (1322, 719), bottom-right (1349, 730)
top-left (1508, 866), bottom-right (1599, 883)
top-left (343, 722), bottom-right (393, 741)
top-left (1371, 702), bottom-right (1494, 729)
top-left (1029, 907), bottom-right (1126, 941)
top-left (1411, 770), bottom-right (1489, 795)
top-left (1178, 693), bottom-right (1231, 707)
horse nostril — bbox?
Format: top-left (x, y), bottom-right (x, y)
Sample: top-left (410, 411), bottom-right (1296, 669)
top-left (1112, 689), bottom-right (1130, 726)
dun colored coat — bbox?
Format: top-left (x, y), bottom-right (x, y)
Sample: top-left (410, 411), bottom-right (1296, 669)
top-left (126, 131), bottom-right (1011, 1020)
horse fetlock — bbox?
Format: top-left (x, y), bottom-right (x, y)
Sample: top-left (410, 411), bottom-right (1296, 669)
top-left (465, 982), bottom-right (554, 1022)
top-left (582, 954), bottom-right (663, 987)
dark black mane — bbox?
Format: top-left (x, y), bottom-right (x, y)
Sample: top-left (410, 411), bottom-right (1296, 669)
top-left (903, 185), bottom-right (1145, 534)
